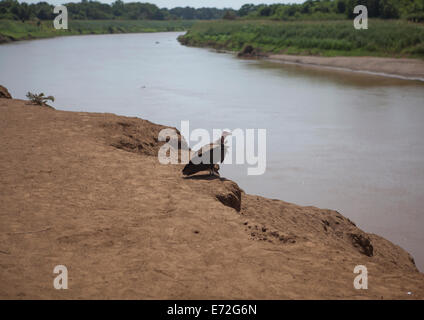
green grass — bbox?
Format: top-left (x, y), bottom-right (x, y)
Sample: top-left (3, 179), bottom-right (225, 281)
top-left (0, 19), bottom-right (195, 43)
top-left (178, 19), bottom-right (424, 59)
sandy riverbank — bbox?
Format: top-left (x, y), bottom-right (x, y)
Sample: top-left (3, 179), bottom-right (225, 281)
top-left (267, 54), bottom-right (424, 81)
top-left (0, 94), bottom-right (423, 299)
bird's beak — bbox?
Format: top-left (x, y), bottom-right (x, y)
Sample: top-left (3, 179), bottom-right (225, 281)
top-left (221, 131), bottom-right (231, 145)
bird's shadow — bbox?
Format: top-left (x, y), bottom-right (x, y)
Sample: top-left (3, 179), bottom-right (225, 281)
top-left (183, 174), bottom-right (229, 182)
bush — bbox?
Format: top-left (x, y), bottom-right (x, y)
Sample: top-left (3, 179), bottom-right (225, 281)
top-left (26, 92), bottom-right (54, 107)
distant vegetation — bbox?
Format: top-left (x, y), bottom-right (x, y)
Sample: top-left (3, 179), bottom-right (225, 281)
top-left (179, 20), bottom-right (424, 58)
top-left (0, 19), bottom-right (194, 42)
top-left (236, 0), bottom-right (424, 22)
top-left (0, 0), bottom-right (422, 22)
top-left (0, 0), bottom-right (234, 21)
top-left (175, 0), bottom-right (424, 58)
top-left (0, 0), bottom-right (219, 42)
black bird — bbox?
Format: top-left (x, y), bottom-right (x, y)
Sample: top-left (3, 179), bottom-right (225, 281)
top-left (182, 131), bottom-right (231, 176)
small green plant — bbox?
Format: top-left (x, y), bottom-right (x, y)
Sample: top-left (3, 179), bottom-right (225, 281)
top-left (26, 92), bottom-right (55, 106)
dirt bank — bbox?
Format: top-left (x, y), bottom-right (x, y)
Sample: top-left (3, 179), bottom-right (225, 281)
top-left (267, 54), bottom-right (424, 80)
top-left (0, 97), bottom-right (423, 299)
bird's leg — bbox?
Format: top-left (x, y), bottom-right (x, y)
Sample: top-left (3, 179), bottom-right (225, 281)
top-left (212, 164), bottom-right (220, 177)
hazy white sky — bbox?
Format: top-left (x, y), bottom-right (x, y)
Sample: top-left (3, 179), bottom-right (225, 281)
top-left (23, 1), bottom-right (304, 10)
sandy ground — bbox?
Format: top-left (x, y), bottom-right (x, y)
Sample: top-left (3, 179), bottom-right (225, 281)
top-left (267, 55), bottom-right (424, 80)
top-left (0, 98), bottom-right (423, 299)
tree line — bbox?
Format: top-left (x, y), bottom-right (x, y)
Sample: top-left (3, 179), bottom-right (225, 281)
top-left (237, 0), bottom-right (423, 21)
top-left (0, 0), bottom-right (422, 22)
top-left (0, 0), bottom-right (235, 21)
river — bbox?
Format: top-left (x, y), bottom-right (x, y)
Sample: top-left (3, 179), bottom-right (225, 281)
top-left (1, 32), bottom-right (423, 270)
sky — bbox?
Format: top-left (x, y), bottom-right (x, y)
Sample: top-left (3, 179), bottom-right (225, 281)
top-left (23, 1), bottom-right (305, 10)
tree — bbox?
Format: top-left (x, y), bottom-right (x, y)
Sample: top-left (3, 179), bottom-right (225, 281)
top-left (379, 0), bottom-right (400, 18)
top-left (259, 5), bottom-right (272, 17)
top-left (336, 0), bottom-right (347, 14)
top-left (223, 10), bottom-right (237, 20)
top-left (238, 3), bottom-right (256, 17)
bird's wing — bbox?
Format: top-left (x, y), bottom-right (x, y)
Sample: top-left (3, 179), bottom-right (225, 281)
top-left (190, 143), bottom-right (222, 165)
top-left (190, 143), bottom-right (214, 159)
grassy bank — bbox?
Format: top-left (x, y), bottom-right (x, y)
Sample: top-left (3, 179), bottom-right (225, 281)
top-left (178, 19), bottom-right (424, 59)
top-left (0, 19), bottom-right (195, 43)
